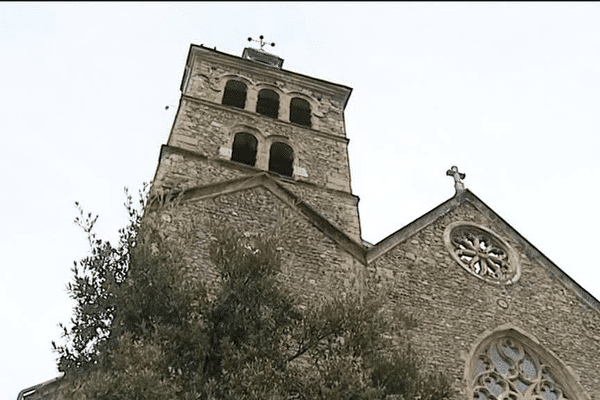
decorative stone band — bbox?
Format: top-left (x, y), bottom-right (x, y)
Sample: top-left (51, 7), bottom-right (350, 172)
top-left (444, 221), bottom-right (521, 285)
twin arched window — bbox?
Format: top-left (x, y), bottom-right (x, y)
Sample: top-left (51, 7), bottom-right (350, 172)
top-left (221, 80), bottom-right (312, 128)
top-left (230, 133), bottom-right (294, 177)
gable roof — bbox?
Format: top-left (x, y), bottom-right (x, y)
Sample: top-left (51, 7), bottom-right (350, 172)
top-left (154, 171), bottom-right (367, 263)
top-left (367, 189), bottom-right (600, 313)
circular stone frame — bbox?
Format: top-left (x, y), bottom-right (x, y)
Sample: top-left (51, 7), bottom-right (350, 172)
top-left (444, 221), bottom-right (521, 285)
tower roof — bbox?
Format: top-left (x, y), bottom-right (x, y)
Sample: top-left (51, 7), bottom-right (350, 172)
top-left (241, 47), bottom-right (284, 68)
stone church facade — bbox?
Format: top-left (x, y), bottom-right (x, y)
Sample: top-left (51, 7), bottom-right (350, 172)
top-left (19, 43), bottom-right (600, 399)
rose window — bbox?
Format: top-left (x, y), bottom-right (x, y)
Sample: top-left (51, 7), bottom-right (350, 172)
top-left (444, 222), bottom-right (520, 284)
top-left (472, 336), bottom-right (570, 400)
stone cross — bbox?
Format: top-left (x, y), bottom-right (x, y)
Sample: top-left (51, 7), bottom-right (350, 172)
top-left (248, 35), bottom-right (275, 50)
top-left (446, 166), bottom-right (466, 193)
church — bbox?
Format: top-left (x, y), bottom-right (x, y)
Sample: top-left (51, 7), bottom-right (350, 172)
top-left (19, 41), bottom-right (600, 399)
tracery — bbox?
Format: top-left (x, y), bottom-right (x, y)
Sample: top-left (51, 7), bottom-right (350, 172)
top-left (445, 222), bottom-right (520, 285)
top-left (472, 336), bottom-right (569, 400)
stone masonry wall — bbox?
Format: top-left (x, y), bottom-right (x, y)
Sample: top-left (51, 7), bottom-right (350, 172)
top-left (184, 55), bottom-right (348, 138)
top-left (158, 186), bottom-right (362, 306)
top-left (152, 147), bottom-right (361, 242)
top-left (369, 202), bottom-right (600, 398)
top-left (153, 149), bottom-right (248, 192)
top-left (168, 98), bottom-right (352, 193)
top-left (278, 180), bottom-right (361, 243)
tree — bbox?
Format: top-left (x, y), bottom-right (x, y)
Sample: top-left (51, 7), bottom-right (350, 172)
top-left (53, 188), bottom-right (452, 400)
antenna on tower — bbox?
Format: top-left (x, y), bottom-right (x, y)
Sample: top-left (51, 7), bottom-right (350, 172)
top-left (248, 35), bottom-right (275, 50)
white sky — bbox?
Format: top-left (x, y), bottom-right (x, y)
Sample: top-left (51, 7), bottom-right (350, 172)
top-left (2, 2), bottom-right (600, 398)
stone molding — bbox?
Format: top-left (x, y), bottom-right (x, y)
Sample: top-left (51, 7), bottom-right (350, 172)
top-left (151, 170), bottom-right (366, 263)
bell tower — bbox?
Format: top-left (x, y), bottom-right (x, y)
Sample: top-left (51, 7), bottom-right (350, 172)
top-left (153, 43), bottom-right (361, 242)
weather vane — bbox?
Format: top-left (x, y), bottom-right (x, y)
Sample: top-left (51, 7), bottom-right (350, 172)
top-left (248, 35), bottom-right (275, 50)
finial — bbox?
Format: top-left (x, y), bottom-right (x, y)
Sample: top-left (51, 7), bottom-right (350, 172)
top-left (248, 35), bottom-right (275, 50)
top-left (446, 166), bottom-right (466, 194)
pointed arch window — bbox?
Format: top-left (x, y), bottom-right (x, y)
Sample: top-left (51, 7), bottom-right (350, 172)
top-left (269, 142), bottom-right (293, 177)
top-left (231, 132), bottom-right (258, 167)
top-left (289, 97), bottom-right (311, 127)
top-left (222, 80), bottom-right (247, 109)
top-left (470, 331), bottom-right (583, 400)
top-left (256, 89), bottom-right (279, 119)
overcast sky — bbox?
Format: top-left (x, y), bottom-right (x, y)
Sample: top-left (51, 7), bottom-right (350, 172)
top-left (2, 2), bottom-right (600, 398)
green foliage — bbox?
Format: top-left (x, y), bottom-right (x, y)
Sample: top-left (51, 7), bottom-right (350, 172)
top-left (204, 224), bottom-right (301, 383)
top-left (52, 188), bottom-right (144, 373)
top-left (54, 188), bottom-right (452, 399)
